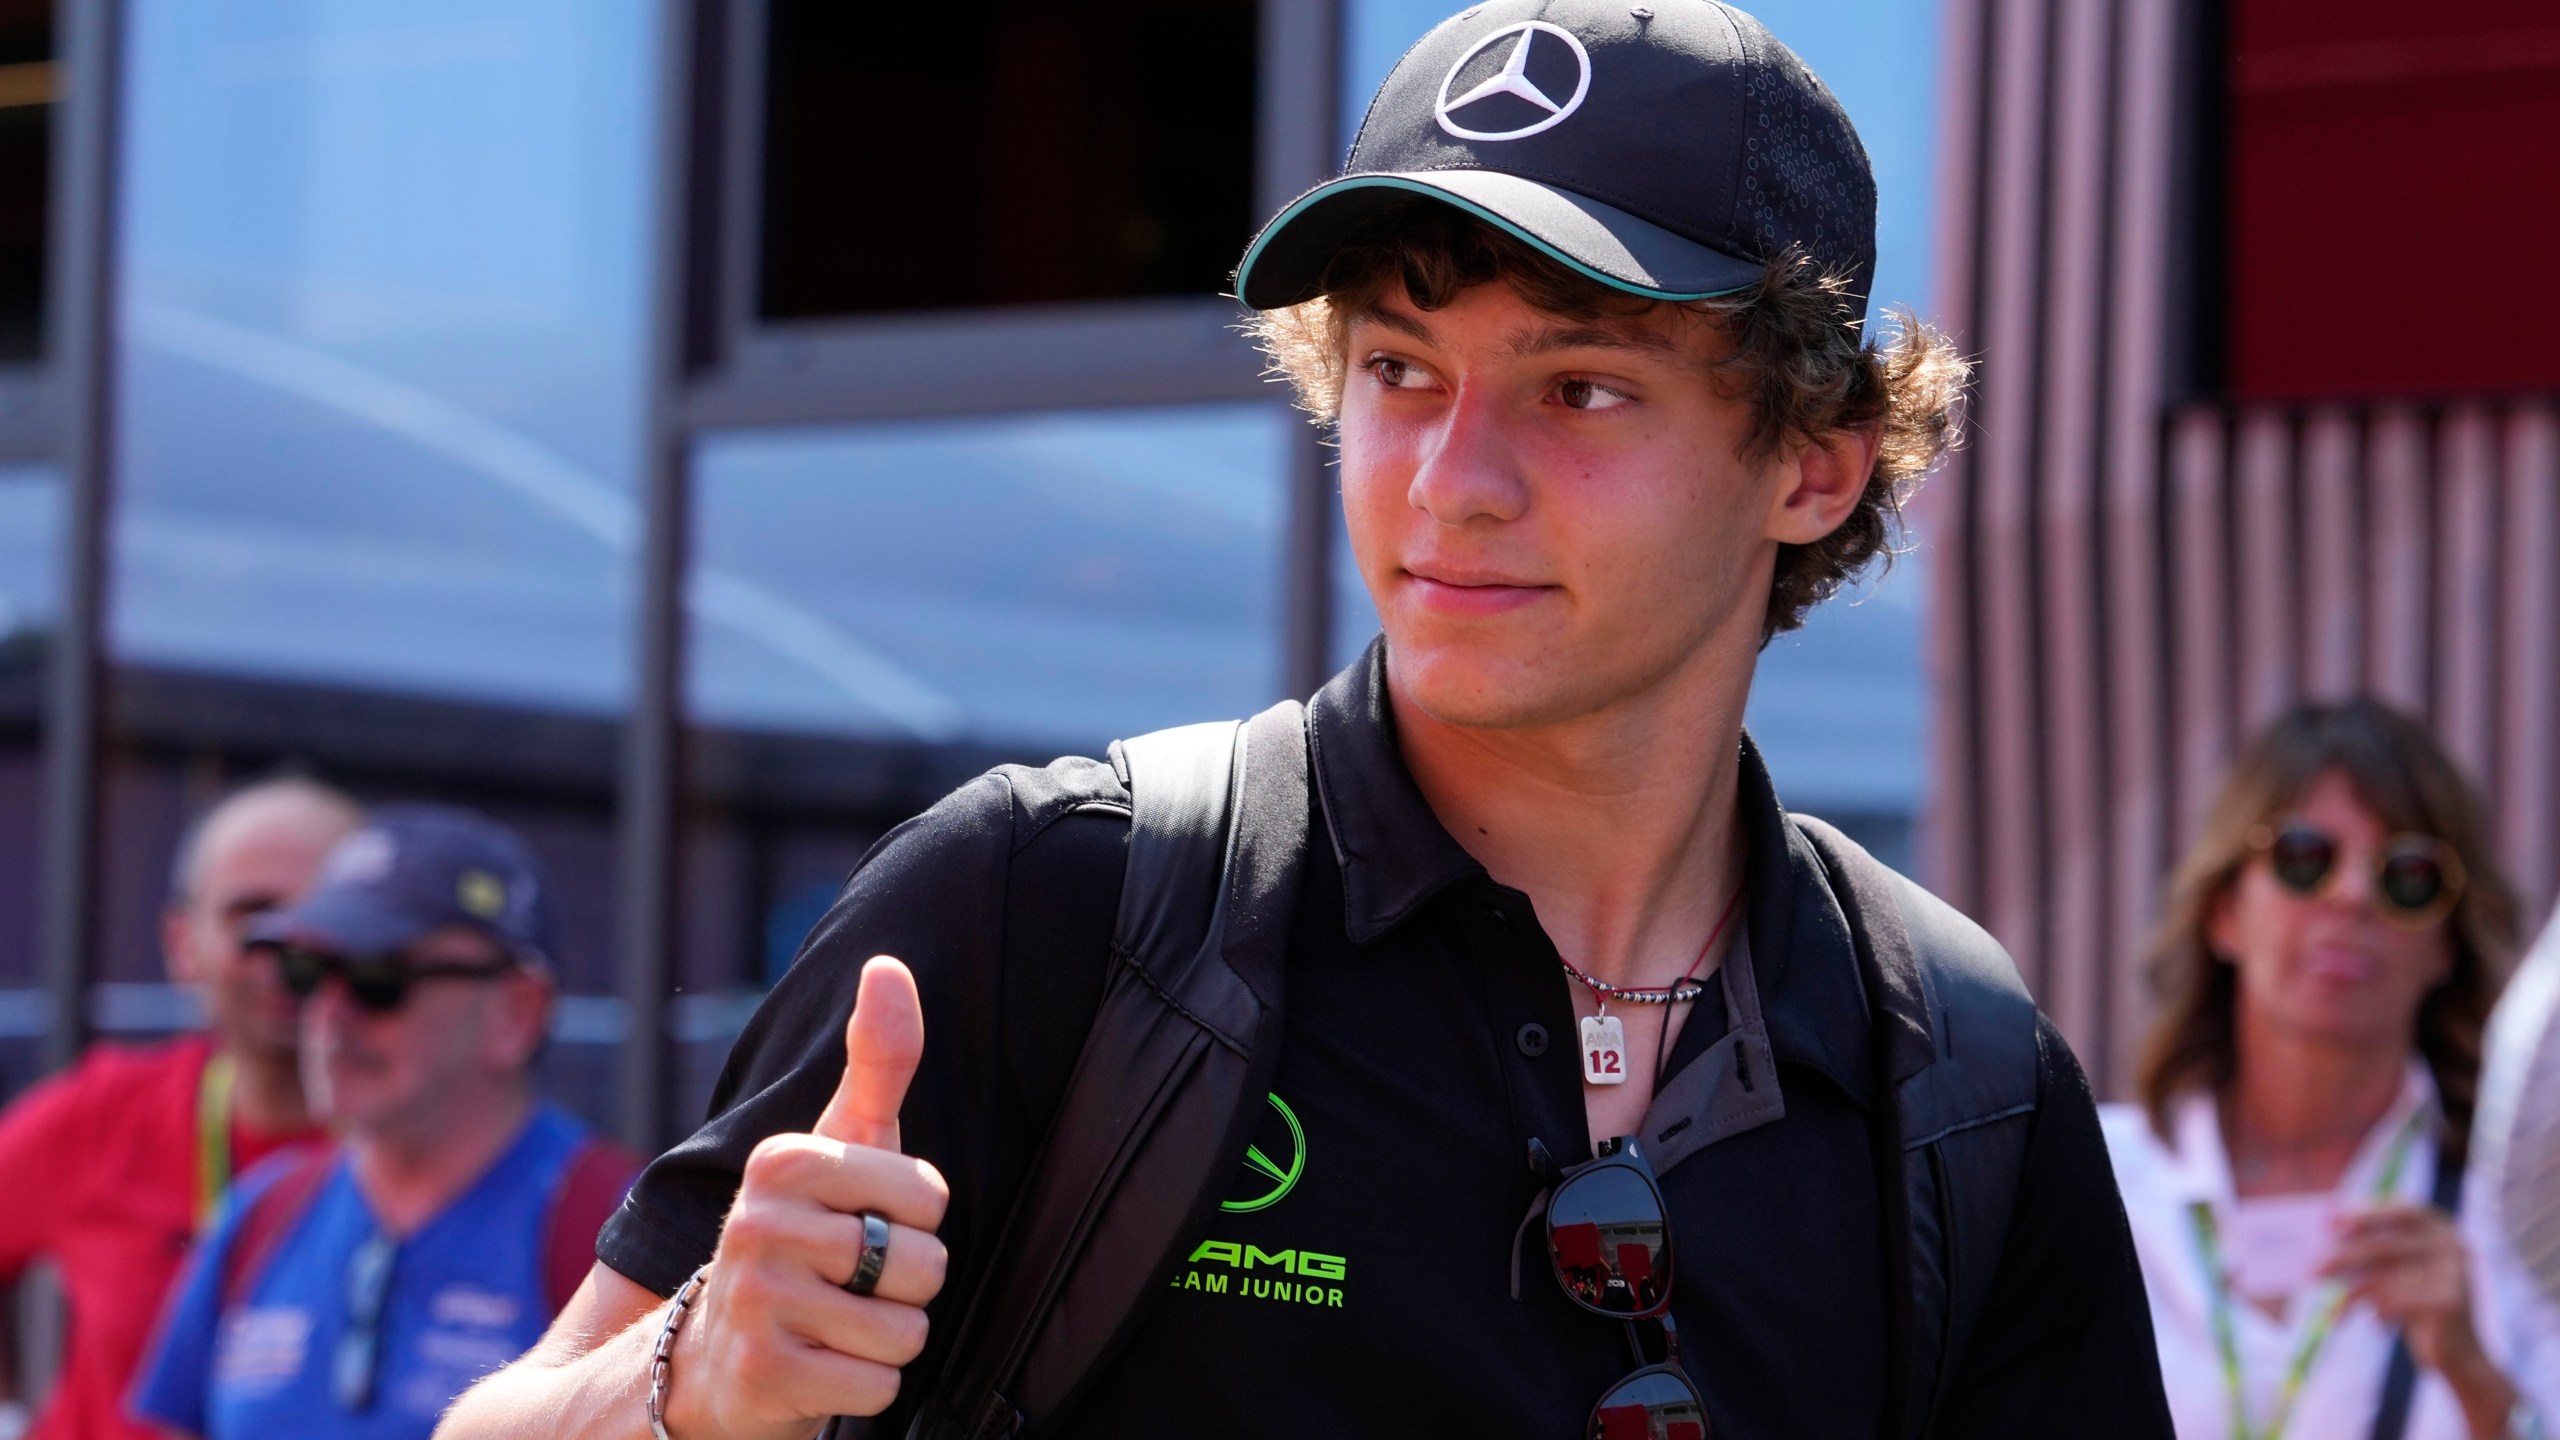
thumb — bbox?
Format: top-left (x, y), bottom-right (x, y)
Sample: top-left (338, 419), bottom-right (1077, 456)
top-left (812, 955), bottom-right (924, 1153)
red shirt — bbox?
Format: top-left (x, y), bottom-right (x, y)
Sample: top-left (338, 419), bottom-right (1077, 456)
top-left (0, 1036), bottom-right (322, 1440)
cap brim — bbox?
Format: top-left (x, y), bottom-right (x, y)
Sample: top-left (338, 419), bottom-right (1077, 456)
top-left (1235, 170), bottom-right (1766, 311)
top-left (246, 886), bottom-right (450, 957)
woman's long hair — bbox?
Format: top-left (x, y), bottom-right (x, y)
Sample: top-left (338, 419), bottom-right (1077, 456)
top-left (2135, 697), bottom-right (2523, 1163)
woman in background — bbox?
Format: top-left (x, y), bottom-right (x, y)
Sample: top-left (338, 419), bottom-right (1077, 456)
top-left (2104, 697), bottom-right (2558, 1439)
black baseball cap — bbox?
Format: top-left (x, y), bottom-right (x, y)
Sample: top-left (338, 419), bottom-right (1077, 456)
top-left (1235, 0), bottom-right (1876, 326)
top-left (248, 804), bottom-right (556, 965)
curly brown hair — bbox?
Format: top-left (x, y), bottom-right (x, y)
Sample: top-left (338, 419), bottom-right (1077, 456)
top-left (2135, 697), bottom-right (2523, 1164)
top-left (1245, 200), bottom-right (1970, 636)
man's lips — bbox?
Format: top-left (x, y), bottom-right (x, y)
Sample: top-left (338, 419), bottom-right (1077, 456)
top-left (1401, 567), bottom-right (1556, 616)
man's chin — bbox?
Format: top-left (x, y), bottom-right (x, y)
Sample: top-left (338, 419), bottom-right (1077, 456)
top-left (1387, 641), bottom-right (1595, 731)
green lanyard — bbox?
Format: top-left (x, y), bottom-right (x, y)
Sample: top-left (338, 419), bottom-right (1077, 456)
top-left (195, 1050), bottom-right (236, 1230)
top-left (2185, 1111), bottom-right (2424, 1440)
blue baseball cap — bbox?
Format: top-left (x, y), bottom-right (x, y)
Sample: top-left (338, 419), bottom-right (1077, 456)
top-left (249, 804), bottom-right (556, 965)
top-left (1235, 0), bottom-right (1877, 328)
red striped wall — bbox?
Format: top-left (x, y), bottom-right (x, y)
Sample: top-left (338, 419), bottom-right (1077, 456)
top-left (1924, 0), bottom-right (2560, 1095)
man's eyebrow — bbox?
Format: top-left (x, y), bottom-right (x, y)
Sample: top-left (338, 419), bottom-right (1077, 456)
top-left (1344, 306), bottom-right (1436, 345)
top-left (1505, 323), bottom-right (1684, 358)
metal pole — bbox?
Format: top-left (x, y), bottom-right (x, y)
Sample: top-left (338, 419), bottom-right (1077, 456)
top-left (615, 0), bottom-right (702, 1155)
top-left (1261, 0), bottom-right (1343, 700)
top-left (37, 0), bottom-right (127, 1072)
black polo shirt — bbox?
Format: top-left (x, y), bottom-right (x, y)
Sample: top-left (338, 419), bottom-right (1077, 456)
top-left (599, 643), bottom-right (2171, 1437)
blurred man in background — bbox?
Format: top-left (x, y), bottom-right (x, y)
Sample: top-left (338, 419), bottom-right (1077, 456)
top-left (0, 777), bottom-right (361, 1440)
top-left (129, 804), bottom-right (633, 1440)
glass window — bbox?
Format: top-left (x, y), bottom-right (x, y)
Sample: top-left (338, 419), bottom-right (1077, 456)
top-left (689, 402), bottom-right (1293, 752)
top-left (757, 0), bottom-right (1260, 320)
top-left (0, 2), bottom-right (45, 363)
top-left (0, 465), bottom-right (54, 1094)
top-left (682, 403), bottom-right (1293, 1120)
top-left (110, 0), bottom-right (657, 712)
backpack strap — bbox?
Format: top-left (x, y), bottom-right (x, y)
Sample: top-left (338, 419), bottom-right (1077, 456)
top-left (1793, 815), bottom-right (2040, 1440)
top-left (218, 1149), bottom-right (337, 1311)
top-left (543, 1136), bottom-right (641, 1316)
top-left (906, 699), bottom-right (1310, 1440)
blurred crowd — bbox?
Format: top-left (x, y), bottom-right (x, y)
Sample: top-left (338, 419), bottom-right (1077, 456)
top-left (0, 703), bottom-right (2555, 1438)
top-left (1, 787), bottom-right (634, 1440)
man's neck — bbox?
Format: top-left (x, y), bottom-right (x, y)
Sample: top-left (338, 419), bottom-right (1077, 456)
top-left (348, 1085), bottom-right (536, 1237)
top-left (1392, 653), bottom-right (1752, 990)
top-left (224, 1043), bottom-right (315, 1136)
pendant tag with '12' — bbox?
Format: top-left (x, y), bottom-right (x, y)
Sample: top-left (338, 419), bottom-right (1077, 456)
top-left (1580, 1013), bottom-right (1627, 1086)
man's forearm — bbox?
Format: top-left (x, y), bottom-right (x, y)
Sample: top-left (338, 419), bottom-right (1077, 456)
top-left (436, 1310), bottom-right (663, 1440)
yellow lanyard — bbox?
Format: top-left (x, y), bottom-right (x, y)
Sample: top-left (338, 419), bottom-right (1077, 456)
top-left (2186, 1111), bottom-right (2424, 1440)
top-left (195, 1050), bottom-right (235, 1230)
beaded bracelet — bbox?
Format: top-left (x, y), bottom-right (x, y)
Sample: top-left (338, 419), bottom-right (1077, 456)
top-left (647, 1264), bottom-right (712, 1440)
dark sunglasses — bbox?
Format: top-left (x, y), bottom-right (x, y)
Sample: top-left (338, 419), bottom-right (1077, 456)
top-left (265, 943), bottom-right (516, 1014)
top-left (2247, 821), bottom-right (2466, 930)
top-left (1546, 1137), bottom-right (1710, 1440)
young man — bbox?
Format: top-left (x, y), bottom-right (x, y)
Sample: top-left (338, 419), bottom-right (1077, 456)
top-left (132, 806), bottom-right (634, 1440)
top-left (0, 777), bottom-right (360, 1440)
top-left (442, 3), bottom-right (2173, 1436)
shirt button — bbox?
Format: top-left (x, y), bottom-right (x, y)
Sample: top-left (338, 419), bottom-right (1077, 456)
top-left (1516, 1022), bottom-right (1550, 1057)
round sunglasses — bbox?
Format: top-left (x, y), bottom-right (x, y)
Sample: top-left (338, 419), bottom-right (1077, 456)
top-left (1545, 1138), bottom-right (1711, 1440)
top-left (2245, 821), bottom-right (2466, 930)
top-left (263, 942), bottom-right (517, 1014)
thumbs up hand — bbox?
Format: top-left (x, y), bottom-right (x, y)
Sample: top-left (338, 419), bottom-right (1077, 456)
top-left (663, 957), bottom-right (952, 1440)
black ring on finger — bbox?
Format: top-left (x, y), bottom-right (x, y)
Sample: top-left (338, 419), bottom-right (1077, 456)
top-left (846, 1212), bottom-right (890, 1297)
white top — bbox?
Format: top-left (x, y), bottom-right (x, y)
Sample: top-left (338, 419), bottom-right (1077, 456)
top-left (2479, 907), bottom-right (2560, 1310)
top-left (2101, 1067), bottom-right (2560, 1439)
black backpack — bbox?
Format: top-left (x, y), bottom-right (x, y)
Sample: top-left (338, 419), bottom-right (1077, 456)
top-left (901, 700), bottom-right (2040, 1440)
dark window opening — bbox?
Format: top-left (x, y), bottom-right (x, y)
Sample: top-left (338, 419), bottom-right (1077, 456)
top-left (0, 1), bottom-right (49, 362)
top-left (756, 0), bottom-right (1259, 321)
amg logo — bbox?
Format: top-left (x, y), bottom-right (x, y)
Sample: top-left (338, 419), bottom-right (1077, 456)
top-left (1182, 1241), bottom-right (1348, 1281)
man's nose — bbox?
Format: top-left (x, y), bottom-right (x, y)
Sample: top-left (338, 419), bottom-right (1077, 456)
top-left (301, 973), bottom-right (358, 1029)
top-left (1407, 385), bottom-right (1530, 526)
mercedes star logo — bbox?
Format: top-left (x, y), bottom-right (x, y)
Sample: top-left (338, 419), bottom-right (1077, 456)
top-left (1435, 20), bottom-right (1592, 142)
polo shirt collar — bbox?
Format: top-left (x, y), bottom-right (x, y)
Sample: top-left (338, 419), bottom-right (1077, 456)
top-left (1306, 639), bottom-right (1874, 1108)
top-left (1307, 639), bottom-right (1482, 945)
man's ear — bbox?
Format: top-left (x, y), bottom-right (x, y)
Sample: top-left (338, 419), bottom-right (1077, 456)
top-left (489, 973), bottom-right (553, 1072)
top-left (1765, 423), bottom-right (1882, 546)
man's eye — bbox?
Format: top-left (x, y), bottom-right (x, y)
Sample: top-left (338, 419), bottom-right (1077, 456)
top-left (1556, 379), bottom-right (1629, 411)
top-left (1367, 357), bottom-right (1417, 388)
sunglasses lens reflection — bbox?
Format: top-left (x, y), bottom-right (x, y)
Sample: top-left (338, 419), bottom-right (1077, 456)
top-left (2267, 828), bottom-right (2336, 895)
top-left (1590, 1368), bottom-right (1710, 1440)
top-left (1549, 1165), bottom-right (1669, 1316)
top-left (2378, 848), bottom-right (2446, 914)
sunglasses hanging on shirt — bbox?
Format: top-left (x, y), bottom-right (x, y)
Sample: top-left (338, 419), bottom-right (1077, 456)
top-left (1543, 1137), bottom-right (1712, 1439)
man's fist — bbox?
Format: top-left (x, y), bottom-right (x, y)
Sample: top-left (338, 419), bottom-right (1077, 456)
top-left (665, 957), bottom-right (951, 1440)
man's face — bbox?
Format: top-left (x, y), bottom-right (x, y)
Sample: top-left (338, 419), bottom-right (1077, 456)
top-left (1336, 282), bottom-right (1798, 730)
top-left (165, 803), bottom-right (360, 1061)
top-left (300, 926), bottom-right (543, 1137)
